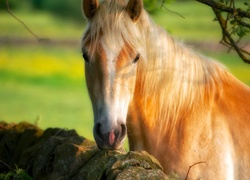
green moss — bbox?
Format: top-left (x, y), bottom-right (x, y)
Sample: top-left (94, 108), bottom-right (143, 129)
top-left (0, 168), bottom-right (32, 180)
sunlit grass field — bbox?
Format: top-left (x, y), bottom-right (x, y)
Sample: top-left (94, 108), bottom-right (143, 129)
top-left (0, 45), bottom-right (94, 139)
top-left (0, 1), bottom-right (249, 141)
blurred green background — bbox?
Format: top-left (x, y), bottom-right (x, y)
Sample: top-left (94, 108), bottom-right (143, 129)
top-left (0, 0), bottom-right (249, 141)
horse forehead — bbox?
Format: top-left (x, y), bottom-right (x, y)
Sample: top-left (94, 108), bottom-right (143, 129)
top-left (82, 27), bottom-right (134, 67)
top-left (100, 39), bottom-right (133, 67)
top-left (100, 31), bottom-right (126, 54)
top-left (101, 40), bottom-right (122, 62)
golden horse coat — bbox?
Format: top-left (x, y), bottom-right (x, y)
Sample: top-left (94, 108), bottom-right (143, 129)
top-left (81, 0), bottom-right (250, 178)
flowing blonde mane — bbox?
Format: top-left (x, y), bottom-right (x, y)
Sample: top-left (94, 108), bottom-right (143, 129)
top-left (82, 0), bottom-right (227, 134)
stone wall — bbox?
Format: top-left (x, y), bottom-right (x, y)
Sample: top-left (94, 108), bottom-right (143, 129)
top-left (0, 122), bottom-right (168, 179)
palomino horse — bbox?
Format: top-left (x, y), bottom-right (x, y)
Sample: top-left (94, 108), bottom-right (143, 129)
top-left (81, 0), bottom-right (250, 178)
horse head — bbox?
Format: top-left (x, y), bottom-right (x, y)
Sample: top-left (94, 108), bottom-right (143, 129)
top-left (81, 0), bottom-right (143, 149)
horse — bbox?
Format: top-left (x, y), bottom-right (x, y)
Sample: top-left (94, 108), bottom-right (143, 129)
top-left (81, 0), bottom-right (250, 179)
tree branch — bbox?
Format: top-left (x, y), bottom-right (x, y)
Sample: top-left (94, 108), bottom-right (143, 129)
top-left (214, 8), bottom-right (250, 64)
top-left (184, 161), bottom-right (206, 180)
top-left (196, 0), bottom-right (250, 64)
top-left (196, 0), bottom-right (250, 18)
top-left (6, 0), bottom-right (47, 41)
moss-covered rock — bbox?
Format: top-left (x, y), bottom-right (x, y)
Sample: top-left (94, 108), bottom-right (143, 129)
top-left (0, 122), bottom-right (168, 179)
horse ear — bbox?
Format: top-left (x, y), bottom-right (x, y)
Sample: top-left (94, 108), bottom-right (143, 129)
top-left (82, 0), bottom-right (99, 19)
top-left (126, 0), bottom-right (142, 22)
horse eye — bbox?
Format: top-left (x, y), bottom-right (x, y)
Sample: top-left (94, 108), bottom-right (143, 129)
top-left (82, 51), bottom-right (89, 63)
top-left (133, 54), bottom-right (140, 63)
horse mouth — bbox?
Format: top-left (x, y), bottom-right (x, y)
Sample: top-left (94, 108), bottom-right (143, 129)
top-left (94, 123), bottom-right (127, 150)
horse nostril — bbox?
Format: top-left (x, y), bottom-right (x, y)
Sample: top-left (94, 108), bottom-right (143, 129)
top-left (119, 123), bottom-right (127, 141)
top-left (94, 123), bottom-right (102, 140)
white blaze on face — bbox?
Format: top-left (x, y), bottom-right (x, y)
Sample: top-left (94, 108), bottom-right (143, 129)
top-left (95, 39), bottom-right (128, 133)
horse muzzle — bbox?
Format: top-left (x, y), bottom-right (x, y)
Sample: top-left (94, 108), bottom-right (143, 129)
top-left (93, 123), bottom-right (127, 150)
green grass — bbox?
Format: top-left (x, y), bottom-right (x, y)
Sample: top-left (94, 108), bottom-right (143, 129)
top-left (0, 45), bottom-right (83, 79)
top-left (0, 45), bottom-right (94, 139)
top-left (0, 75), bottom-right (94, 139)
top-left (0, 10), bottom-right (85, 41)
